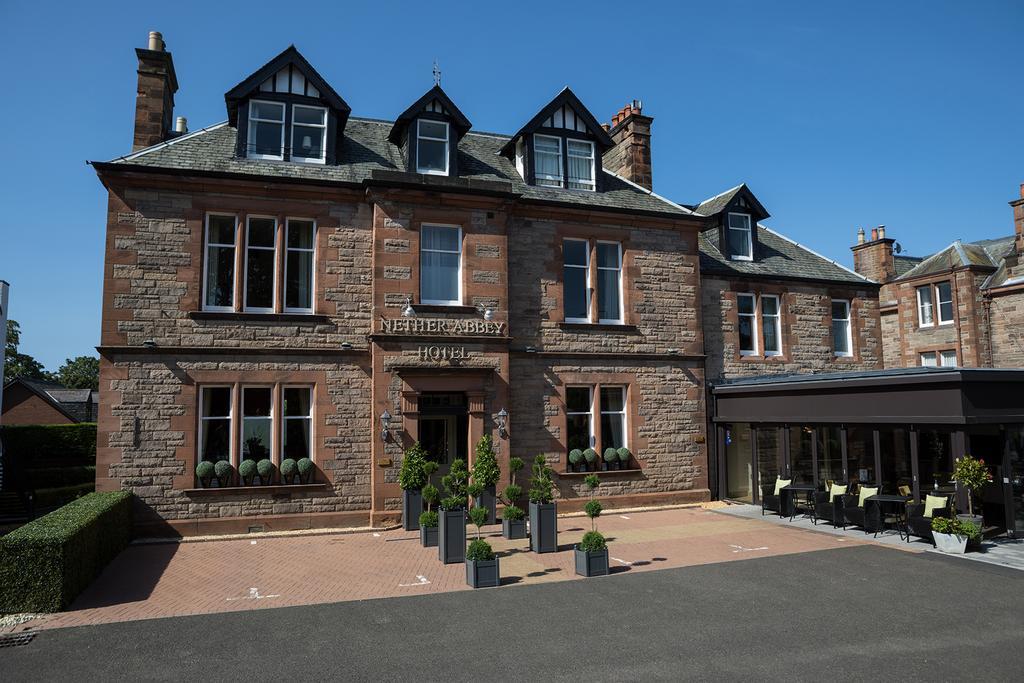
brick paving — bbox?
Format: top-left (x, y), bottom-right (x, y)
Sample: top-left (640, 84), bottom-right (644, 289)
top-left (12, 505), bottom-right (888, 632)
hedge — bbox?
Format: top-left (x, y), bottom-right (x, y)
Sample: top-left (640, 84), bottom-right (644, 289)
top-left (28, 466), bottom-right (96, 489)
top-left (0, 491), bottom-right (132, 613)
top-left (0, 423), bottom-right (97, 467)
top-left (34, 483), bottom-right (95, 510)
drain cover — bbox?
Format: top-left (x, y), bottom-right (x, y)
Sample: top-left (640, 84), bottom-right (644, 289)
top-left (0, 631), bottom-right (36, 648)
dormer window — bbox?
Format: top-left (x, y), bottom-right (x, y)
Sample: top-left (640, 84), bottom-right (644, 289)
top-left (291, 105), bottom-right (327, 164)
top-left (567, 140), bottom-right (595, 191)
top-left (416, 119), bottom-right (449, 175)
top-left (247, 100), bottom-right (285, 160)
top-left (534, 134), bottom-right (563, 188)
top-left (728, 212), bottom-right (753, 261)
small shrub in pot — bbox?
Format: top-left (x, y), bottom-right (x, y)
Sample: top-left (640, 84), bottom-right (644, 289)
top-left (583, 448), bottom-right (597, 468)
top-left (419, 481), bottom-right (441, 547)
top-left (439, 459), bottom-right (470, 563)
top-left (256, 458), bottom-right (275, 485)
top-left (465, 505), bottom-right (500, 588)
top-left (528, 455), bottom-right (557, 553)
top-left (603, 448), bottom-right (619, 471)
top-left (214, 460), bottom-right (234, 487)
top-left (575, 474), bottom-right (609, 577)
top-left (280, 458), bottom-right (298, 484)
top-left (568, 449), bottom-right (584, 472)
top-left (195, 461), bottom-right (215, 488)
top-left (617, 447), bottom-right (631, 469)
top-left (238, 459), bottom-right (257, 486)
top-left (297, 457), bottom-right (314, 484)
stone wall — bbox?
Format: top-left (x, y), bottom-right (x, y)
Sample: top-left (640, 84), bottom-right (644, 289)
top-left (988, 288), bottom-right (1024, 367)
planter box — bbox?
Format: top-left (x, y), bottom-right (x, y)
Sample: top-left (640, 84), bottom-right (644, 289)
top-left (933, 531), bottom-right (968, 554)
top-left (466, 557), bottom-right (500, 588)
top-left (420, 525), bottom-right (438, 548)
top-left (502, 517), bottom-right (527, 540)
top-left (575, 545), bottom-right (610, 577)
top-left (402, 488), bottom-right (423, 531)
top-left (474, 485), bottom-right (497, 525)
top-left (529, 501), bottom-right (557, 553)
top-left (438, 508), bottom-right (466, 564)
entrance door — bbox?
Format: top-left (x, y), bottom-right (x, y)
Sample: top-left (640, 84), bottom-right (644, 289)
top-left (418, 392), bottom-right (469, 481)
top-left (420, 415), bottom-right (456, 477)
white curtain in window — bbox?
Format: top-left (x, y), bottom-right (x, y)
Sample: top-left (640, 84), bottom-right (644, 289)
top-left (534, 135), bottom-right (562, 185)
top-left (421, 225), bottom-right (461, 303)
top-left (567, 140), bottom-right (594, 190)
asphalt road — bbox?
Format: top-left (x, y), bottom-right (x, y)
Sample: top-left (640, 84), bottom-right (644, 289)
top-left (2, 545), bottom-right (1022, 681)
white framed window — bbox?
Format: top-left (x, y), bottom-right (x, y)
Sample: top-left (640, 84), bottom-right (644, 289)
top-left (244, 216), bottom-right (277, 312)
top-left (599, 386), bottom-right (627, 452)
top-left (199, 386), bottom-right (233, 466)
top-left (291, 105), bottom-right (327, 164)
top-left (737, 293), bottom-right (758, 355)
top-left (203, 213), bottom-right (237, 311)
top-left (939, 350), bottom-right (958, 367)
top-left (534, 134), bottom-right (563, 188)
top-left (284, 218), bottom-right (315, 313)
top-left (416, 119), bottom-right (449, 175)
top-left (832, 299), bottom-right (852, 357)
top-left (281, 386), bottom-right (313, 462)
top-left (241, 387), bottom-right (273, 465)
top-left (761, 295), bottom-right (782, 356)
top-left (565, 386), bottom-right (594, 452)
top-left (917, 285), bottom-right (934, 327)
top-left (596, 241), bottom-right (623, 323)
top-left (920, 352), bottom-right (938, 367)
top-left (420, 224), bottom-right (462, 305)
top-left (727, 213), bottom-right (753, 261)
top-left (936, 281), bottom-right (954, 325)
top-left (563, 238), bottom-right (591, 323)
top-left (247, 100), bottom-right (285, 160)
top-left (567, 139), bottom-right (595, 191)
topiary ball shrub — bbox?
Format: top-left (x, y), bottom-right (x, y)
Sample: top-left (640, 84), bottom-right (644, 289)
top-left (568, 449), bottom-right (583, 465)
top-left (467, 538), bottom-right (495, 562)
top-left (257, 458), bottom-right (275, 484)
top-left (280, 458), bottom-right (298, 478)
top-left (195, 461), bottom-right (215, 481)
top-left (419, 510), bottom-right (439, 528)
top-left (603, 448), bottom-right (618, 464)
top-left (297, 457), bottom-right (314, 482)
top-left (441, 495), bottom-right (466, 511)
top-left (583, 448), bottom-right (597, 463)
top-left (617, 447), bottom-right (631, 464)
top-left (584, 499), bottom-right (603, 520)
top-left (579, 530), bottom-right (607, 552)
top-left (214, 460), bottom-right (234, 486)
top-left (504, 504), bottom-right (525, 521)
top-left (238, 459), bottom-right (257, 481)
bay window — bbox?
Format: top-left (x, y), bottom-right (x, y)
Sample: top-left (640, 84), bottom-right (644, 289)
top-left (917, 285), bottom-right (934, 326)
top-left (917, 282), bottom-right (953, 327)
top-left (727, 213), bottom-right (753, 261)
top-left (564, 383), bottom-right (630, 466)
top-left (936, 282), bottom-right (954, 325)
top-left (534, 134), bottom-right (563, 188)
top-left (203, 214), bottom-right (237, 311)
top-left (247, 100), bottom-right (285, 160)
top-left (567, 139), bottom-right (595, 191)
top-left (291, 105), bottom-right (327, 163)
top-left (563, 239), bottom-right (590, 322)
top-left (416, 119), bottom-right (449, 175)
top-left (420, 224), bottom-right (462, 305)
top-left (831, 299), bottom-right (852, 357)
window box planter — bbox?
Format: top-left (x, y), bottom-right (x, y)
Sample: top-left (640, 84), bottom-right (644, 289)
top-left (529, 501), bottom-right (557, 553)
top-left (933, 531), bottom-right (969, 554)
top-left (473, 485), bottom-right (497, 525)
top-left (502, 517), bottom-right (527, 540)
top-left (574, 545), bottom-right (610, 577)
top-left (466, 557), bottom-right (500, 588)
top-left (402, 488), bottom-right (423, 531)
top-left (420, 524), bottom-right (438, 547)
top-left (438, 508), bottom-right (466, 564)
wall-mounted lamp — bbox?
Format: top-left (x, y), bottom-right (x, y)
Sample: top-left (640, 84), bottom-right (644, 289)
top-left (496, 407), bottom-right (508, 438)
top-left (340, 341), bottom-right (353, 350)
top-left (525, 346), bottom-right (536, 353)
top-left (402, 296), bottom-right (416, 318)
top-left (380, 410), bottom-right (392, 442)
top-left (476, 303), bottom-right (494, 321)
top-left (142, 339), bottom-right (157, 348)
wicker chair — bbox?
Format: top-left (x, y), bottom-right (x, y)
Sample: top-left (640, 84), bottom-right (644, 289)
top-left (812, 490), bottom-right (846, 527)
top-left (906, 496), bottom-right (952, 546)
top-left (761, 483), bottom-right (782, 516)
top-left (840, 492), bottom-right (882, 533)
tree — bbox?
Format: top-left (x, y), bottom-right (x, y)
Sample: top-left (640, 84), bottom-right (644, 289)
top-left (53, 356), bottom-right (100, 390)
top-left (4, 320), bottom-right (50, 382)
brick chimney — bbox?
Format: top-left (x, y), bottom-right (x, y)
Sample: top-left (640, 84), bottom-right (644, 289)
top-left (851, 225), bottom-right (896, 283)
top-left (1013, 183), bottom-right (1024, 257)
top-left (603, 100), bottom-right (653, 191)
top-left (132, 31), bottom-right (178, 151)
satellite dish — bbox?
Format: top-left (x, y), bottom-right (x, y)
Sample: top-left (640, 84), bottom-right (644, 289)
top-left (894, 242), bottom-right (903, 254)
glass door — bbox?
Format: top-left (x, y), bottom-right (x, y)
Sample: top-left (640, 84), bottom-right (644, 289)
top-left (724, 423), bottom-right (753, 503)
top-left (1008, 427), bottom-right (1024, 535)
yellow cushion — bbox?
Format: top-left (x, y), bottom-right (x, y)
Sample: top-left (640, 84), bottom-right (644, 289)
top-left (924, 494), bottom-right (947, 518)
top-left (857, 486), bottom-right (878, 508)
top-left (774, 478), bottom-right (791, 496)
top-left (829, 484), bottom-right (847, 502)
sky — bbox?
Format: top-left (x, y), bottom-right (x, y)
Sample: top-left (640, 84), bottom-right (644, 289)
top-left (0, 0), bottom-right (1021, 369)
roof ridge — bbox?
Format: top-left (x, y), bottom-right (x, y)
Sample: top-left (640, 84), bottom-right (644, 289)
top-left (696, 183), bottom-right (744, 208)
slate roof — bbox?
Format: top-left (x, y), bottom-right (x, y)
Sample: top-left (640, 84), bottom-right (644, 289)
top-left (894, 255), bottom-right (923, 277)
top-left (896, 235), bottom-right (1015, 282)
top-left (693, 184), bottom-right (743, 217)
top-left (5, 378), bottom-right (97, 423)
top-left (699, 223), bottom-right (872, 285)
top-left (104, 118), bottom-right (693, 218)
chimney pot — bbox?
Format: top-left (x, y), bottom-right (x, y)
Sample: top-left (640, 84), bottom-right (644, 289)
top-left (857, 227), bottom-right (865, 245)
top-left (878, 225), bottom-right (886, 239)
top-left (148, 31), bottom-right (164, 51)
top-left (175, 116), bottom-right (188, 134)
top-left (601, 123), bottom-right (610, 132)
top-left (871, 227), bottom-right (879, 241)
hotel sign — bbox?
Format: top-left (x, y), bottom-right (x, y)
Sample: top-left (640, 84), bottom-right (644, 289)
top-left (380, 318), bottom-right (506, 337)
top-left (418, 346), bottom-right (467, 362)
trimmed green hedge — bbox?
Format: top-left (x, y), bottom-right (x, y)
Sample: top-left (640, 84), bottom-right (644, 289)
top-left (0, 423), bottom-right (97, 466)
top-left (0, 491), bottom-right (132, 613)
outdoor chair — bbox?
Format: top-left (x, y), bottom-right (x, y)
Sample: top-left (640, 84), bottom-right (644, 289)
top-left (761, 477), bottom-right (790, 516)
top-left (812, 484), bottom-right (847, 527)
top-left (840, 486), bottom-right (881, 533)
top-left (906, 494), bottom-right (952, 546)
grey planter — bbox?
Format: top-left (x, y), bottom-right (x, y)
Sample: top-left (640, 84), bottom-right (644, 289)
top-left (502, 517), bottom-right (527, 540)
top-left (439, 508), bottom-right (467, 564)
top-left (403, 488), bottom-right (423, 531)
top-left (474, 485), bottom-right (498, 525)
top-left (420, 525), bottom-right (438, 547)
top-left (529, 501), bottom-right (557, 553)
top-left (575, 546), bottom-right (610, 577)
top-left (466, 557), bottom-right (500, 588)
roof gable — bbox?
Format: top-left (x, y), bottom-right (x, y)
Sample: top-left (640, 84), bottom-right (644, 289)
top-left (499, 87), bottom-right (613, 156)
top-left (224, 46), bottom-right (351, 126)
top-left (387, 85), bottom-right (472, 145)
top-left (695, 183), bottom-right (770, 221)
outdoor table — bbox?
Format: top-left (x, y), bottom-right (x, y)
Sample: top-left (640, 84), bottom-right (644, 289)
top-left (866, 494), bottom-right (911, 539)
top-left (780, 484), bottom-right (818, 520)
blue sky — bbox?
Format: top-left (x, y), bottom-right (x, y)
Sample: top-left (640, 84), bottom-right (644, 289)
top-left (1, 0), bottom-right (1021, 369)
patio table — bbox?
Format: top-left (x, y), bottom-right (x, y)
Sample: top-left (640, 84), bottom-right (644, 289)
top-left (781, 484), bottom-right (818, 520)
top-left (866, 494), bottom-right (911, 539)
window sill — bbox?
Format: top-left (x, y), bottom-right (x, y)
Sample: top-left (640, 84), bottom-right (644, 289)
top-left (557, 468), bottom-right (642, 477)
top-left (411, 304), bottom-right (479, 315)
top-left (184, 483), bottom-right (328, 495)
top-left (190, 311), bottom-right (331, 323)
top-left (558, 322), bottom-right (639, 334)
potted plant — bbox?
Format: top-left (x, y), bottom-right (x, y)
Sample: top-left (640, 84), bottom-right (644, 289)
top-left (576, 474), bottom-right (610, 576)
top-left (214, 460), bottom-right (234, 487)
top-left (399, 442), bottom-right (430, 531)
top-left (617, 447), bottom-right (631, 470)
top-left (952, 454), bottom-right (992, 531)
top-left (583, 448), bottom-right (597, 471)
top-left (239, 459), bottom-right (257, 486)
top-left (196, 461), bottom-right (215, 488)
top-left (931, 516), bottom-right (981, 554)
top-left (603, 448), bottom-right (619, 471)
top-left (568, 449), bottom-right (584, 472)
top-left (297, 457), bottom-right (314, 484)
top-left (439, 458), bottom-right (469, 564)
top-left (419, 481), bottom-right (440, 547)
top-left (500, 457), bottom-right (527, 540)
top-left (528, 454), bottom-right (557, 553)
top-left (471, 434), bottom-right (501, 524)
top-left (280, 458), bottom-right (298, 485)
top-left (256, 458), bottom-right (275, 485)
top-left (466, 506), bottom-right (500, 588)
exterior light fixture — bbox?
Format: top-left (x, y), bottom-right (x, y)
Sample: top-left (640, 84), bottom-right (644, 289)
top-left (380, 410), bottom-right (392, 442)
top-left (142, 340), bottom-right (157, 348)
top-left (667, 348), bottom-right (679, 355)
top-left (402, 296), bottom-right (416, 318)
top-left (525, 346), bottom-right (536, 353)
top-left (476, 303), bottom-right (494, 321)
top-left (496, 407), bottom-right (508, 438)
